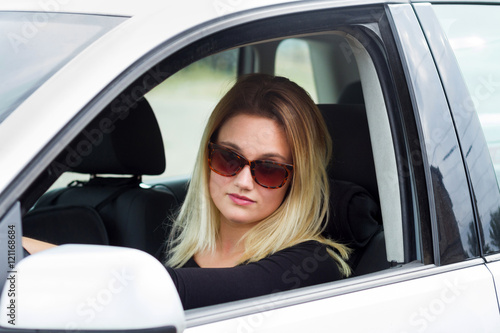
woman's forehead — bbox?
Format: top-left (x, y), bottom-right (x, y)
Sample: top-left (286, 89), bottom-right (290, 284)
top-left (217, 114), bottom-right (291, 162)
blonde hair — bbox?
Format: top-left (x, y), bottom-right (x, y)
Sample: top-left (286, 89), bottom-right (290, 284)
top-left (166, 74), bottom-right (351, 276)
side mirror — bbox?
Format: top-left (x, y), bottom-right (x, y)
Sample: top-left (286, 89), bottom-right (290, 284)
top-left (0, 245), bottom-right (185, 332)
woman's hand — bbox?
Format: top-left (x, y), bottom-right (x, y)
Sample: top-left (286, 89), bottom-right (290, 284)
top-left (22, 237), bottom-right (57, 254)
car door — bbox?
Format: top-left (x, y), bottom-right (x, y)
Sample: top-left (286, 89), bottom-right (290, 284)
top-left (416, 0), bottom-right (500, 310)
top-left (155, 3), bottom-right (500, 332)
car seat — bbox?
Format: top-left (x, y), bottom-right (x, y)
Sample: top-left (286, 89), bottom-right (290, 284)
top-left (338, 81), bottom-right (365, 104)
top-left (23, 97), bottom-right (178, 260)
top-left (319, 103), bottom-right (390, 276)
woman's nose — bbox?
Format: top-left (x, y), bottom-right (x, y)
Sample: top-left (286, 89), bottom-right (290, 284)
top-left (234, 165), bottom-right (254, 190)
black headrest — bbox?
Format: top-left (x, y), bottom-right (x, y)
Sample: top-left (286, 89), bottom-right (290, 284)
top-left (319, 103), bottom-right (378, 202)
top-left (338, 81), bottom-right (365, 104)
top-left (70, 98), bottom-right (166, 175)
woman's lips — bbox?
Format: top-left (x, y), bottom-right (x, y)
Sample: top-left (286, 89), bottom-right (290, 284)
top-left (228, 193), bottom-right (255, 206)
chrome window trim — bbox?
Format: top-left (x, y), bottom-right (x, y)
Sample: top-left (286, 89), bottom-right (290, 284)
top-left (415, 0), bottom-right (500, 3)
top-left (485, 253), bottom-right (500, 263)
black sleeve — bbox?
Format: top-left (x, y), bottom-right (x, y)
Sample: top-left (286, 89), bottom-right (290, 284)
top-left (165, 241), bottom-right (343, 309)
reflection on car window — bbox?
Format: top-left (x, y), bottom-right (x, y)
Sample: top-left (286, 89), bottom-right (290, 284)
top-left (434, 5), bottom-right (500, 186)
top-left (0, 12), bottom-right (126, 124)
top-left (144, 50), bottom-right (238, 180)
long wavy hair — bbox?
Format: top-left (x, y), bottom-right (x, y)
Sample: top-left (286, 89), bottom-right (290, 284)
top-left (166, 74), bottom-right (351, 276)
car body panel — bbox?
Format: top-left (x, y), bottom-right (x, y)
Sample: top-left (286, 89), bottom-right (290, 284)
top-left (486, 257), bottom-right (500, 311)
top-left (185, 261), bottom-right (500, 332)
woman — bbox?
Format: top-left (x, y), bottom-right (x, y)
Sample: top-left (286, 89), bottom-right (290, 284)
top-left (23, 74), bottom-right (351, 309)
top-left (163, 74), bottom-right (351, 309)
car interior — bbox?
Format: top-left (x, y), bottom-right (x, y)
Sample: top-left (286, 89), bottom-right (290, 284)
top-left (23, 97), bottom-right (179, 259)
top-left (22, 31), bottom-right (400, 300)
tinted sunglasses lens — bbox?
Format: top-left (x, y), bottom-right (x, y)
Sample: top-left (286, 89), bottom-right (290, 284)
top-left (254, 162), bottom-right (288, 188)
top-left (210, 147), bottom-right (242, 175)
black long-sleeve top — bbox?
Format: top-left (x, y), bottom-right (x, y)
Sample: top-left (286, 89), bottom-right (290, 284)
top-left (165, 241), bottom-right (343, 310)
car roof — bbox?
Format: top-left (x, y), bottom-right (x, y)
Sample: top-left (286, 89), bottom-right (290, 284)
top-left (5, 0), bottom-right (499, 20)
top-left (0, 0), bottom-right (409, 17)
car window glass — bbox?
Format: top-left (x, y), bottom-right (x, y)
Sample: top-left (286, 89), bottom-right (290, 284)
top-left (275, 38), bottom-right (318, 102)
top-left (434, 5), bottom-right (500, 188)
top-left (0, 12), bottom-right (126, 124)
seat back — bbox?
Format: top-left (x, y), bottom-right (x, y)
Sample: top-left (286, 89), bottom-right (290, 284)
top-left (23, 206), bottom-right (109, 245)
top-left (324, 179), bottom-right (389, 275)
top-left (319, 104), bottom-right (390, 275)
top-left (24, 98), bottom-right (177, 259)
top-left (319, 103), bottom-right (378, 202)
top-left (338, 81), bottom-right (365, 104)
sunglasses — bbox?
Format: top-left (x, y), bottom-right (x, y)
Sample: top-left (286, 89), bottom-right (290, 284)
top-left (208, 142), bottom-right (294, 189)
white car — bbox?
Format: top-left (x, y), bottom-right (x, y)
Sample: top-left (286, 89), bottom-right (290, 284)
top-left (1, 0), bottom-right (500, 332)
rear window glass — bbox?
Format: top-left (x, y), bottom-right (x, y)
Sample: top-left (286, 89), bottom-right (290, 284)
top-left (434, 5), bottom-right (500, 184)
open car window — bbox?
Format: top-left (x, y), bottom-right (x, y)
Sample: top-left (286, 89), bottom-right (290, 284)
top-left (17, 3), bottom-right (431, 323)
top-left (32, 32), bottom-right (410, 270)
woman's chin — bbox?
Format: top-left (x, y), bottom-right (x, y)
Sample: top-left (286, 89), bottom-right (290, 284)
top-left (222, 214), bottom-right (261, 227)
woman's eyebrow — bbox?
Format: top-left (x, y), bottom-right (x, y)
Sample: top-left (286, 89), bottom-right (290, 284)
top-left (259, 152), bottom-right (288, 161)
top-left (218, 141), bottom-right (241, 151)
top-left (218, 141), bottom-right (288, 161)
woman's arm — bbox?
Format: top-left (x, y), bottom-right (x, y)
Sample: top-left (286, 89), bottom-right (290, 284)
top-left (22, 237), bottom-right (57, 254)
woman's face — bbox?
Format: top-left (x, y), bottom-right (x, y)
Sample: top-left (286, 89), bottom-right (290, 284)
top-left (209, 113), bottom-right (292, 228)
